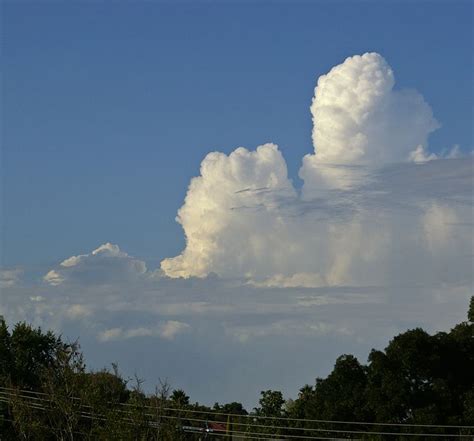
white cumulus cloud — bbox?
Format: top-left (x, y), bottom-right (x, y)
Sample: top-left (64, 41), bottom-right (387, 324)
top-left (43, 243), bottom-right (147, 286)
top-left (161, 144), bottom-right (296, 279)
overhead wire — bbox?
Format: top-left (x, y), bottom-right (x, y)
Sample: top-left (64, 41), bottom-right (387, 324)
top-left (2, 385), bottom-right (473, 431)
top-left (158, 404), bottom-right (474, 430)
top-left (0, 395), bottom-right (353, 440)
top-left (1, 391), bottom-right (472, 439)
top-left (1, 386), bottom-right (474, 440)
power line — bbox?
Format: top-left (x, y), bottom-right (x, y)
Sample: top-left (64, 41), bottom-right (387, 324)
top-left (1, 392), bottom-right (472, 439)
top-left (0, 386), bottom-right (474, 429)
top-left (2, 387), bottom-right (473, 438)
top-left (199, 430), bottom-right (357, 441)
top-left (157, 415), bottom-right (473, 438)
top-left (159, 405), bottom-right (474, 430)
top-left (0, 396), bottom-right (354, 440)
top-left (2, 385), bottom-right (472, 430)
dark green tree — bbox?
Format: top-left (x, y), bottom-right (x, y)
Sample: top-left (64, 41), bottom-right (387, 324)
top-left (170, 389), bottom-right (189, 407)
top-left (255, 390), bottom-right (285, 417)
top-left (367, 328), bottom-right (440, 424)
top-left (214, 401), bottom-right (247, 415)
top-left (286, 385), bottom-right (315, 419)
top-left (311, 354), bottom-right (369, 422)
top-left (9, 321), bottom-right (65, 390)
top-left (0, 317), bottom-right (12, 384)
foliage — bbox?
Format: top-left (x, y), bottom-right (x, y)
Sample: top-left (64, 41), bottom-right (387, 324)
top-left (255, 390), bottom-right (285, 417)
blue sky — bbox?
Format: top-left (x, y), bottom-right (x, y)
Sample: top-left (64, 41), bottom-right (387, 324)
top-left (3, 0), bottom-right (472, 266)
top-left (1, 1), bottom-right (473, 408)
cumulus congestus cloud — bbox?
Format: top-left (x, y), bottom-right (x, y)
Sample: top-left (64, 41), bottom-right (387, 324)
top-left (161, 52), bottom-right (473, 286)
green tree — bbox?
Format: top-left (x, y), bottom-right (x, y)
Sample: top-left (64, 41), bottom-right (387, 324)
top-left (252, 390), bottom-right (285, 437)
top-left (312, 354), bottom-right (369, 422)
top-left (366, 322), bottom-right (474, 427)
top-left (9, 321), bottom-right (65, 390)
top-left (40, 341), bottom-right (85, 441)
top-left (255, 390), bottom-right (285, 417)
top-left (286, 385), bottom-right (315, 420)
top-left (0, 319), bottom-right (76, 440)
top-left (214, 401), bottom-right (247, 415)
top-left (367, 328), bottom-right (439, 424)
top-left (170, 389), bottom-right (189, 408)
top-left (0, 317), bottom-right (12, 384)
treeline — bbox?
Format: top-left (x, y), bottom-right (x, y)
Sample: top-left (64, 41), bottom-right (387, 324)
top-left (0, 296), bottom-right (473, 440)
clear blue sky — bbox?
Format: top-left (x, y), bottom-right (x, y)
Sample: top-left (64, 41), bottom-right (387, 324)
top-left (2, 0), bottom-right (473, 267)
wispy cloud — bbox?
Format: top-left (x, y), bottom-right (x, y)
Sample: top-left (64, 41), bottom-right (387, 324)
top-left (0, 268), bottom-right (23, 288)
top-left (97, 321), bottom-right (190, 342)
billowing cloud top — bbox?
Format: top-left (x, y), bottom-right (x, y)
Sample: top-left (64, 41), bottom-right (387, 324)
top-left (301, 52), bottom-right (439, 190)
top-left (160, 144), bottom-right (295, 278)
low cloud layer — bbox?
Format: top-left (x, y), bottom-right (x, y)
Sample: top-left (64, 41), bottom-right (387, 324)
top-left (1, 266), bottom-right (471, 407)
